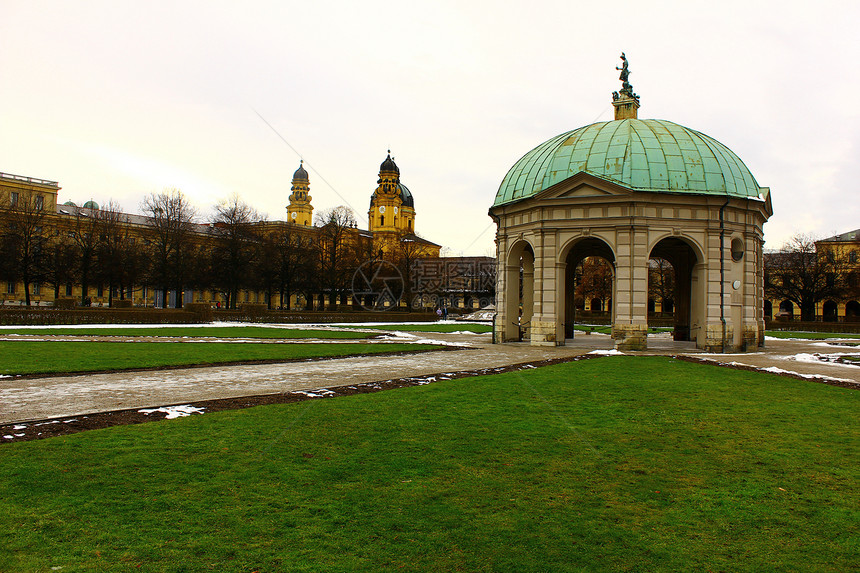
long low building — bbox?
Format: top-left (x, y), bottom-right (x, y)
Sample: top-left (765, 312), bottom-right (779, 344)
top-left (0, 155), bottom-right (455, 311)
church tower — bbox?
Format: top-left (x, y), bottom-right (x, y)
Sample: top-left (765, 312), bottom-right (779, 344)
top-left (286, 160), bottom-right (313, 225)
top-left (368, 152), bottom-right (416, 234)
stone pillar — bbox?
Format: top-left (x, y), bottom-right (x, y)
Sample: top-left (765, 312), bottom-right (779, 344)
top-left (612, 227), bottom-right (649, 350)
top-left (703, 231), bottom-right (727, 352)
top-left (530, 231), bottom-right (559, 345)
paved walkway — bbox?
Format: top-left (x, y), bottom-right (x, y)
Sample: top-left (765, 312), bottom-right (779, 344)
top-left (1, 331), bottom-right (858, 424)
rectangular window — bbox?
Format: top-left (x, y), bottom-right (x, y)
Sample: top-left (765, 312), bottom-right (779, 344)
top-left (35, 195), bottom-right (44, 210)
top-left (6, 282), bottom-right (15, 294)
top-left (97, 285), bottom-right (104, 297)
top-left (33, 283), bottom-right (40, 296)
top-left (65, 283), bottom-right (73, 296)
top-left (10, 192), bottom-right (18, 206)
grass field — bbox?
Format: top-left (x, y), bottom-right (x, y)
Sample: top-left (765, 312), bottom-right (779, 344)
top-left (765, 330), bottom-right (860, 340)
top-left (0, 341), bottom-right (441, 376)
top-left (346, 323), bottom-right (493, 334)
top-left (0, 326), bottom-right (370, 339)
top-left (1, 356), bottom-right (856, 572)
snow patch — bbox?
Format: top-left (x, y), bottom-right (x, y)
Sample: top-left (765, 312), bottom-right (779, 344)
top-left (588, 349), bottom-right (625, 356)
top-left (760, 366), bottom-right (853, 383)
top-left (291, 389), bottom-right (336, 398)
top-left (138, 405), bottom-right (205, 419)
top-left (784, 352), bottom-right (860, 368)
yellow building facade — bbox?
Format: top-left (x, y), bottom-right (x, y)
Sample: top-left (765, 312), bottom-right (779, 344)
top-left (1, 154), bottom-right (440, 309)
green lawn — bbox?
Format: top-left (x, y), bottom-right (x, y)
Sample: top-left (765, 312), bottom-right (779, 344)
top-left (573, 325), bottom-right (671, 335)
top-left (0, 326), bottom-right (369, 339)
top-left (765, 330), bottom-right (860, 340)
top-left (0, 341), bottom-right (441, 376)
top-left (1, 356), bottom-right (856, 572)
top-left (348, 323), bottom-right (493, 334)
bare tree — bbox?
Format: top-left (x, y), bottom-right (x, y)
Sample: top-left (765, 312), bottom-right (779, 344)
top-left (314, 206), bottom-right (358, 308)
top-left (392, 230), bottom-right (434, 312)
top-left (96, 200), bottom-right (135, 307)
top-left (0, 190), bottom-right (49, 305)
top-left (141, 188), bottom-right (197, 308)
top-left (209, 195), bottom-right (262, 309)
top-left (69, 205), bottom-right (103, 306)
top-left (42, 232), bottom-right (78, 301)
top-left (575, 257), bottom-right (613, 312)
top-left (258, 226), bottom-right (316, 310)
top-left (648, 257), bottom-right (675, 314)
top-left (765, 233), bottom-right (848, 321)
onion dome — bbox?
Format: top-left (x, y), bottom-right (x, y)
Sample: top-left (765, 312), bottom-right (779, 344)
top-left (380, 152), bottom-right (400, 174)
top-left (292, 160), bottom-right (309, 181)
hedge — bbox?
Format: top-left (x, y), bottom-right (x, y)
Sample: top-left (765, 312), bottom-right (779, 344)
top-left (0, 307), bottom-right (439, 326)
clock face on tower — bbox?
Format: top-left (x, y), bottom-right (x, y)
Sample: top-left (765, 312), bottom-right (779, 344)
top-left (291, 212), bottom-right (297, 220)
top-left (379, 206), bottom-right (386, 214)
top-left (394, 206), bottom-right (398, 214)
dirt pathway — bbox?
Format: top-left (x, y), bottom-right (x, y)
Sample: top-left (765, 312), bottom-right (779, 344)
top-left (2, 331), bottom-right (857, 429)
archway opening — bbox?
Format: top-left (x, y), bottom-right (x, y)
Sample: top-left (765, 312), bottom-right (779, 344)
top-left (649, 238), bottom-right (700, 342)
top-left (846, 300), bottom-right (860, 322)
top-left (822, 300), bottom-right (838, 322)
top-left (778, 300), bottom-right (794, 320)
top-left (562, 238), bottom-right (615, 339)
top-left (648, 256), bottom-right (675, 328)
top-left (503, 242), bottom-right (535, 341)
top-left (764, 300), bottom-right (773, 319)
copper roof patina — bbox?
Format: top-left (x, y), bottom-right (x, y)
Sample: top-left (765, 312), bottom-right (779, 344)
top-left (494, 119), bottom-right (764, 207)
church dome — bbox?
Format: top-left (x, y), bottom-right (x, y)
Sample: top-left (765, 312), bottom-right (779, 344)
top-left (82, 200), bottom-right (99, 210)
top-left (398, 183), bottom-right (414, 208)
top-left (494, 119), bottom-right (764, 207)
top-left (292, 161), bottom-right (308, 181)
top-left (380, 153), bottom-right (400, 174)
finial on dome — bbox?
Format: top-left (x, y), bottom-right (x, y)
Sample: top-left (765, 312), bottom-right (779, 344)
top-left (612, 52), bottom-right (640, 120)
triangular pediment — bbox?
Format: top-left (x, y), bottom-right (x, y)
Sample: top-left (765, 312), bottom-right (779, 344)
top-left (533, 172), bottom-right (633, 202)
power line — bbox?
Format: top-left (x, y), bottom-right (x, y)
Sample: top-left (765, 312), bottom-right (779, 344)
top-left (253, 109), bottom-right (367, 225)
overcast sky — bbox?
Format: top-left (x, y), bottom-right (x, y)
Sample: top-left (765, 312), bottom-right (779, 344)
top-left (2, 0), bottom-right (858, 255)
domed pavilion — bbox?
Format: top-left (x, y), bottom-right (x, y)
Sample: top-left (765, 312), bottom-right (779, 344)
top-left (489, 56), bottom-right (772, 351)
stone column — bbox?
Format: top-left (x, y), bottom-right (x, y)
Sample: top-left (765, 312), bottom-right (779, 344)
top-left (612, 227), bottom-right (649, 350)
top-left (530, 231), bottom-right (559, 345)
top-left (703, 231), bottom-right (727, 352)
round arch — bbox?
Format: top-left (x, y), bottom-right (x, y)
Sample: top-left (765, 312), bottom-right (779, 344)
top-left (556, 236), bottom-right (617, 340)
top-left (647, 233), bottom-right (706, 264)
top-left (648, 236), bottom-right (703, 342)
top-left (503, 239), bottom-right (536, 342)
top-left (846, 300), bottom-right (860, 321)
top-left (822, 300), bottom-right (838, 322)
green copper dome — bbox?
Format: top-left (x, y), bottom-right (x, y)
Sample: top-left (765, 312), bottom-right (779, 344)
top-left (494, 119), bottom-right (763, 207)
